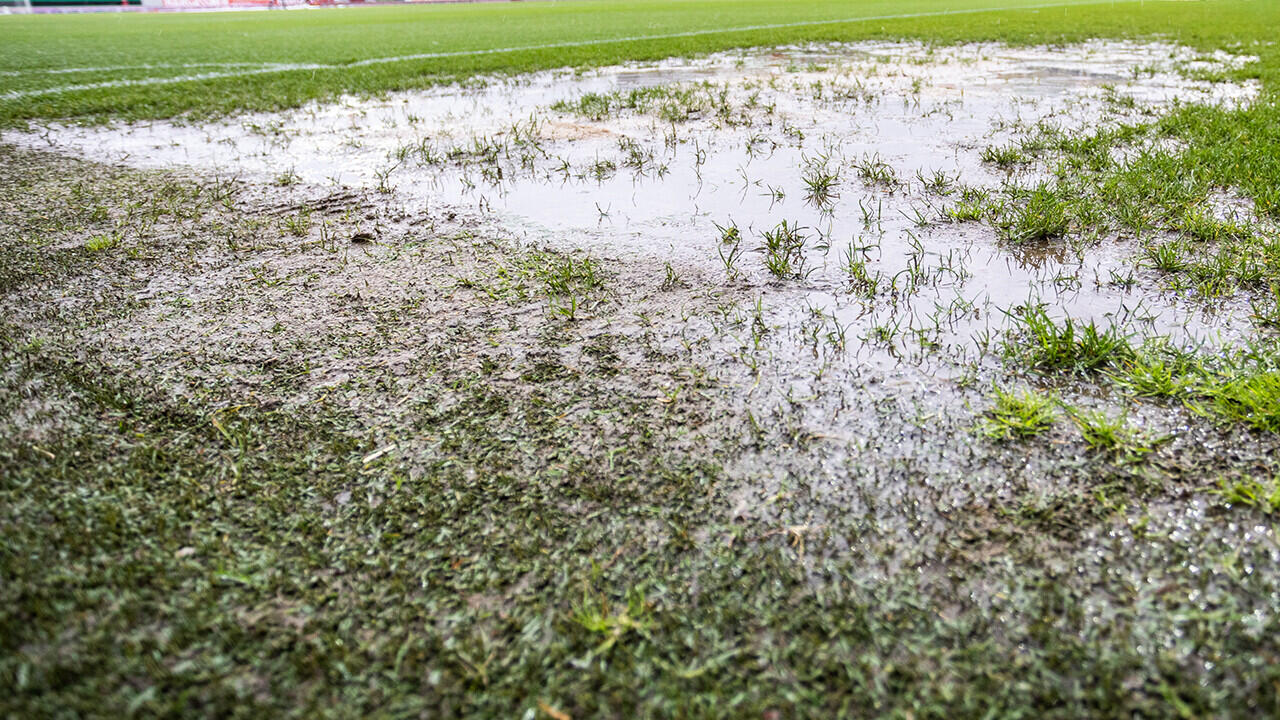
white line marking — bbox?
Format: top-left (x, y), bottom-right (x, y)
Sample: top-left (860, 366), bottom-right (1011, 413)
top-left (3, 65), bottom-right (330, 100)
top-left (0, 62), bottom-right (280, 77)
top-left (2, 0), bottom-right (1139, 101)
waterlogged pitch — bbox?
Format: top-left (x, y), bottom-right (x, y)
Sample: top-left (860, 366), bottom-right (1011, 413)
top-left (4, 1), bottom-right (1280, 717)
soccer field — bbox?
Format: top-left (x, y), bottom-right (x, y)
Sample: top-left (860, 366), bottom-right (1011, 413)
top-left (0, 0), bottom-right (1275, 125)
top-left (6, 0), bottom-right (1280, 717)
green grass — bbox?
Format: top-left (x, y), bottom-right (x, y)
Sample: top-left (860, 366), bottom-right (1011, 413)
top-left (2, 0), bottom-right (1280, 126)
top-left (979, 385), bottom-right (1057, 440)
top-left (1108, 350), bottom-right (1197, 400)
top-left (761, 219), bottom-right (809, 280)
top-left (1203, 369), bottom-right (1280, 433)
top-left (1003, 305), bottom-right (1134, 376)
top-left (1214, 475), bottom-right (1280, 515)
top-left (980, 143), bottom-right (1028, 169)
top-left (1020, 331), bottom-right (1280, 434)
top-left (83, 230), bottom-right (121, 252)
top-left (1066, 406), bottom-right (1158, 460)
top-left (995, 183), bottom-right (1070, 244)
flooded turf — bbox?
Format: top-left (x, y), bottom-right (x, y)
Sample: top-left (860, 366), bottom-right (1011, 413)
top-left (6, 35), bottom-right (1276, 581)
top-left (8, 39), bottom-right (1268, 477)
top-left (5, 38), bottom-right (1280, 716)
top-left (10, 40), bottom-right (1262, 346)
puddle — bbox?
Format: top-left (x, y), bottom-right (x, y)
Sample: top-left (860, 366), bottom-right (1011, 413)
top-left (6, 39), bottom-right (1266, 552)
top-left (10, 41), bottom-right (1258, 350)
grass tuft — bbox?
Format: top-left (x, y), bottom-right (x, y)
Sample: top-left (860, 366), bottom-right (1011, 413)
top-left (1066, 407), bottom-right (1158, 460)
top-left (1214, 475), bottom-right (1280, 514)
top-left (1004, 306), bottom-right (1133, 375)
top-left (979, 385), bottom-right (1057, 440)
top-left (83, 232), bottom-right (120, 253)
top-left (1108, 351), bottom-right (1197, 400)
top-left (996, 184), bottom-right (1069, 244)
top-left (1202, 370), bottom-right (1280, 432)
top-left (760, 220), bottom-right (808, 281)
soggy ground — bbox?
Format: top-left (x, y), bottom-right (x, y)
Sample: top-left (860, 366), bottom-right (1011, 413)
top-left (4, 39), bottom-right (1280, 717)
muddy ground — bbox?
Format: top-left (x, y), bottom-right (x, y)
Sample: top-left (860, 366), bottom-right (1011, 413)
top-left (3, 40), bottom-right (1280, 717)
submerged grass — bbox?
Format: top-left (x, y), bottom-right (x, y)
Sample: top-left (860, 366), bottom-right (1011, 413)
top-left (552, 82), bottom-right (742, 125)
top-left (760, 220), bottom-right (809, 280)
